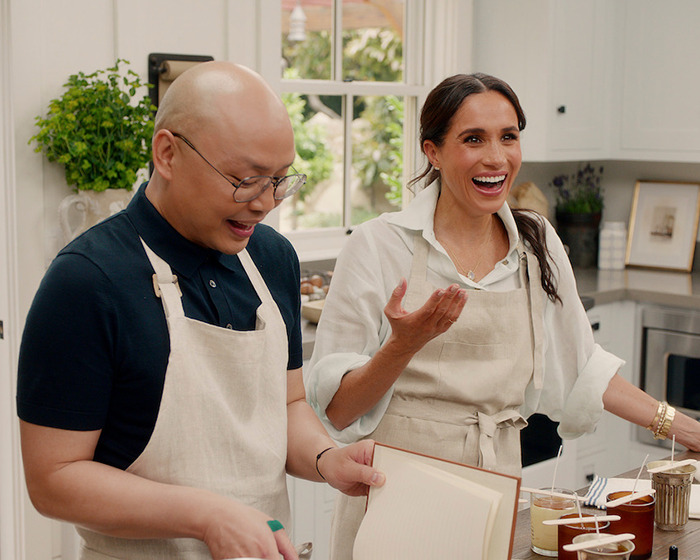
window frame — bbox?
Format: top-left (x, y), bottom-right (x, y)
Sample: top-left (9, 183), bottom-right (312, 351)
top-left (257, 0), bottom-right (472, 262)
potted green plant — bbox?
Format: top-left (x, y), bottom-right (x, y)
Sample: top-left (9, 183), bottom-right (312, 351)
top-left (550, 163), bottom-right (604, 268)
top-left (30, 59), bottom-right (155, 242)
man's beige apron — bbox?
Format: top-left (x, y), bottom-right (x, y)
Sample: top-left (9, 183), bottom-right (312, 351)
top-left (330, 234), bottom-right (545, 560)
top-left (78, 240), bottom-right (290, 559)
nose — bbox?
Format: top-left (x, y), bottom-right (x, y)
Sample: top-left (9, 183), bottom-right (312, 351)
top-left (247, 183), bottom-right (278, 214)
top-left (483, 141), bottom-right (507, 166)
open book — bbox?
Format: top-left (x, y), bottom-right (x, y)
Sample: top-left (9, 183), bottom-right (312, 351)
top-left (353, 443), bottom-right (520, 560)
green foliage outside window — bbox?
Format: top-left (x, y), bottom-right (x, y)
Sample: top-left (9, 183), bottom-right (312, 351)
top-left (283, 27), bottom-right (405, 211)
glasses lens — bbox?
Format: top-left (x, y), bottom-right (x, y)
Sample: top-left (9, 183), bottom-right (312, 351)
top-left (234, 176), bottom-right (272, 202)
top-left (274, 175), bottom-right (307, 200)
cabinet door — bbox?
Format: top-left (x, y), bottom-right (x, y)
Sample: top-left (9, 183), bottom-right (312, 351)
top-left (472, 0), bottom-right (612, 161)
top-left (548, 0), bottom-right (611, 158)
top-left (618, 0), bottom-right (700, 160)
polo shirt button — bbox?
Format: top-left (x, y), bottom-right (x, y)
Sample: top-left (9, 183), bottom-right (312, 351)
top-left (209, 279), bottom-right (217, 288)
top-left (502, 259), bottom-right (509, 265)
top-left (226, 323), bottom-right (233, 329)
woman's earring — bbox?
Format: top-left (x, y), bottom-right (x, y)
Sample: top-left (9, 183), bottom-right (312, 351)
top-left (434, 165), bottom-right (440, 171)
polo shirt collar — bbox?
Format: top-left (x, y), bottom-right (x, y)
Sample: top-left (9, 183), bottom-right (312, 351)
top-left (126, 183), bottom-right (221, 279)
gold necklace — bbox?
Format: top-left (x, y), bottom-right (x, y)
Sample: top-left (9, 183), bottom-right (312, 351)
top-left (441, 217), bottom-right (494, 281)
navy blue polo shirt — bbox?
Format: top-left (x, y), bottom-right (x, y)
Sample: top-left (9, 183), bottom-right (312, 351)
top-left (17, 184), bottom-right (302, 470)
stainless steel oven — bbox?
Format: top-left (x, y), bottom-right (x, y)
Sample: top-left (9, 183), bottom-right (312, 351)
top-left (638, 305), bottom-right (700, 448)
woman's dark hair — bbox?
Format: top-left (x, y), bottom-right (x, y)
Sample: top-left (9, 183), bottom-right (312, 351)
top-left (411, 72), bottom-right (560, 303)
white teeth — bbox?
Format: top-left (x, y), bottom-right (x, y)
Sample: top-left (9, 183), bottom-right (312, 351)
top-left (474, 175), bottom-right (506, 183)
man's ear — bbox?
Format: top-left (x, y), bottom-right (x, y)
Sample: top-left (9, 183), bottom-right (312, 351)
top-left (152, 129), bottom-right (176, 180)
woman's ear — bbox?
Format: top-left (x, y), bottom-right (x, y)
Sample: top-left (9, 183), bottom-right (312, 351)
top-left (151, 129), bottom-right (176, 180)
top-left (423, 140), bottom-right (439, 169)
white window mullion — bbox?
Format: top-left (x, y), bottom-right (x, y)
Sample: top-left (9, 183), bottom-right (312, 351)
top-left (332, 0), bottom-right (343, 82)
top-left (342, 93), bottom-right (353, 228)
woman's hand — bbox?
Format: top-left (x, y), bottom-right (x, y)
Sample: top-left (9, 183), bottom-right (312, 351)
top-left (383, 279), bottom-right (467, 355)
top-left (326, 280), bottom-right (467, 430)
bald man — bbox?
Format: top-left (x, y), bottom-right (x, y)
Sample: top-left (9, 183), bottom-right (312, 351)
top-left (17, 62), bottom-right (384, 560)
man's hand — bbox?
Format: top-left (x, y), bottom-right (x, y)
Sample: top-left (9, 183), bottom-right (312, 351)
top-left (202, 500), bottom-right (298, 560)
top-left (315, 440), bottom-right (385, 497)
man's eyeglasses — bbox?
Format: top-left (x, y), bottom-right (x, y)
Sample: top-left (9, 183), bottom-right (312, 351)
top-left (171, 132), bottom-right (307, 203)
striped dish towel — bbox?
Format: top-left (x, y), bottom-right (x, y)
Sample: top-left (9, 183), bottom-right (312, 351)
top-left (583, 476), bottom-right (652, 509)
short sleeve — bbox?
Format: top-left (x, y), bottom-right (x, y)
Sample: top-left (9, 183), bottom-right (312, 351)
top-left (17, 252), bottom-right (118, 430)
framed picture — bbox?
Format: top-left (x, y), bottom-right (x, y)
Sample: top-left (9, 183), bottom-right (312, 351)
top-left (626, 180), bottom-right (700, 271)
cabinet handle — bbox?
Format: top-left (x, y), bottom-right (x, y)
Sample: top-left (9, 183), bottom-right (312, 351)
top-left (591, 321), bottom-right (600, 331)
top-left (557, 105), bottom-right (566, 114)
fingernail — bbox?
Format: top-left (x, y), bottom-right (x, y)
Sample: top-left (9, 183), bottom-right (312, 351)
top-left (371, 472), bottom-right (385, 485)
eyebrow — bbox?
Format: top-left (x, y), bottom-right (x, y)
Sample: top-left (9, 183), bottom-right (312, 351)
top-left (456, 126), bottom-right (519, 139)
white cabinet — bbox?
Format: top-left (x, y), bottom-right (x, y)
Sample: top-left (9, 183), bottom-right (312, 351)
top-left (472, 0), bottom-right (613, 162)
top-left (288, 476), bottom-right (336, 560)
top-left (573, 301), bottom-right (638, 488)
top-left (472, 0), bottom-right (700, 164)
top-left (614, 1), bottom-right (700, 162)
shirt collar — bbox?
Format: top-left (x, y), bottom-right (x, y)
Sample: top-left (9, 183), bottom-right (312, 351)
top-left (126, 183), bottom-right (224, 279)
top-left (386, 178), bottom-right (521, 252)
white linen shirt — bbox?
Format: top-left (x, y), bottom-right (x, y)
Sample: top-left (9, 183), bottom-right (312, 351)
top-left (305, 180), bottom-right (623, 444)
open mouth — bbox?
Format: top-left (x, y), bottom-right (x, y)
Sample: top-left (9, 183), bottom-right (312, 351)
top-left (227, 220), bottom-right (255, 238)
top-left (472, 174), bottom-right (506, 189)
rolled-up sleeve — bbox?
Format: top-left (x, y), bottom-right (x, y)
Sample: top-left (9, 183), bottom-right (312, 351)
top-left (304, 222), bottom-right (404, 443)
top-left (520, 221), bottom-right (624, 438)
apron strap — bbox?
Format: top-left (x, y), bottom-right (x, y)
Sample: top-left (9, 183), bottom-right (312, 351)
top-left (404, 232), bottom-right (431, 308)
top-left (140, 238), bottom-right (185, 319)
top-left (236, 249), bottom-right (275, 308)
top-left (520, 246), bottom-right (545, 390)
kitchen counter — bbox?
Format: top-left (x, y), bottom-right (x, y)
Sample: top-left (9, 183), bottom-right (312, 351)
top-left (575, 267), bottom-right (700, 310)
top-left (511, 450), bottom-right (700, 558)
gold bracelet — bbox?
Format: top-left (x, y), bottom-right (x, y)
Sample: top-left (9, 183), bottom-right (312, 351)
top-left (646, 401), bottom-right (665, 432)
top-left (649, 401), bottom-right (667, 434)
top-left (655, 405), bottom-right (676, 440)
top-left (653, 402), bottom-right (668, 438)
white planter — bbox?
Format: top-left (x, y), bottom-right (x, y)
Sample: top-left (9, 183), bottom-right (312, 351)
top-left (58, 189), bottom-right (134, 244)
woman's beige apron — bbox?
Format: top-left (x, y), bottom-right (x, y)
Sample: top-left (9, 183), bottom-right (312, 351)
top-left (329, 234), bottom-right (545, 560)
top-left (78, 239), bottom-right (290, 559)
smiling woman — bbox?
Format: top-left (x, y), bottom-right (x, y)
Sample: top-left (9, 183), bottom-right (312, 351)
top-left (303, 72), bottom-right (643, 560)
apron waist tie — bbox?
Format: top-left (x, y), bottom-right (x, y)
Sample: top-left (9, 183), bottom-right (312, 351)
top-left (463, 409), bottom-right (526, 471)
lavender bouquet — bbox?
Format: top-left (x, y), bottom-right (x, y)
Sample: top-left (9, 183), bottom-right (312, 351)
top-left (550, 163), bottom-right (604, 215)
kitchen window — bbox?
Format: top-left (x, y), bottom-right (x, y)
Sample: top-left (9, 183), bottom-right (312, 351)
top-left (275, 0), bottom-right (428, 260)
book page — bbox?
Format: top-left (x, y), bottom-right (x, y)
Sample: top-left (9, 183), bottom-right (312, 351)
top-left (353, 459), bottom-right (500, 559)
top-left (352, 444), bottom-right (519, 560)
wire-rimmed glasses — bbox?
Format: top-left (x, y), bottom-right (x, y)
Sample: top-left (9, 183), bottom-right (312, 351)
top-left (171, 132), bottom-right (306, 203)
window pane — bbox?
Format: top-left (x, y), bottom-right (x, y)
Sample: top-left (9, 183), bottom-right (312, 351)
top-left (280, 93), bottom-right (343, 232)
top-left (282, 1), bottom-right (332, 80)
top-left (350, 95), bottom-right (404, 225)
top-left (343, 0), bottom-right (404, 82)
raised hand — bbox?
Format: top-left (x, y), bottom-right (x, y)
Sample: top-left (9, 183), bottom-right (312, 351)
top-left (383, 278), bottom-right (467, 355)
